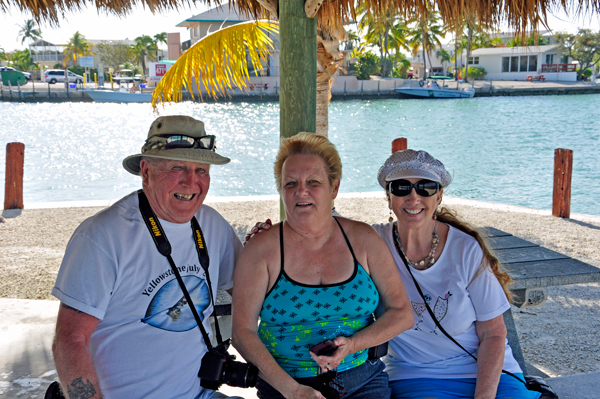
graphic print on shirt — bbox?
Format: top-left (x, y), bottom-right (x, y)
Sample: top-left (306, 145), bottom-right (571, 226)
top-left (142, 275), bottom-right (210, 332)
top-left (411, 291), bottom-right (452, 334)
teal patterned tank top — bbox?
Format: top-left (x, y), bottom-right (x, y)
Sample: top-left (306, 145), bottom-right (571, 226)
top-left (258, 218), bottom-right (379, 378)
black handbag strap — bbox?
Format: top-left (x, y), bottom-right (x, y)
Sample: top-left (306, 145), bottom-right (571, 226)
top-left (138, 190), bottom-right (223, 349)
top-left (392, 225), bottom-right (527, 385)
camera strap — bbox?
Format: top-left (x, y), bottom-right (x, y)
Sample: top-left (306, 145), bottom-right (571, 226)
top-left (138, 190), bottom-right (223, 349)
top-left (391, 225), bottom-right (528, 386)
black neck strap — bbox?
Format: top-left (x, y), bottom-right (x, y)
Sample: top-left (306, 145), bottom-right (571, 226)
top-left (392, 223), bottom-right (526, 385)
top-left (138, 190), bottom-right (223, 348)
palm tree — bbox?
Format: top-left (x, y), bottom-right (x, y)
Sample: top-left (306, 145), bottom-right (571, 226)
top-left (407, 11), bottom-right (446, 79)
top-left (388, 23), bottom-right (410, 68)
top-left (151, 21), bottom-right (278, 107)
top-left (132, 35), bottom-right (157, 76)
top-left (63, 31), bottom-right (92, 66)
top-left (17, 19), bottom-right (42, 46)
top-left (153, 32), bottom-right (167, 58)
top-left (358, 7), bottom-right (404, 77)
top-left (17, 19), bottom-right (42, 79)
top-left (461, 13), bottom-right (492, 82)
top-left (436, 48), bottom-right (451, 76)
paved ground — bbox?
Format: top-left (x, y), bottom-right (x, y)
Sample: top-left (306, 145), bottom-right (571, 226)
top-left (0, 298), bottom-right (258, 398)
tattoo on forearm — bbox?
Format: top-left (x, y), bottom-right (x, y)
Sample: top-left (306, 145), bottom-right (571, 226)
top-left (66, 377), bottom-right (97, 399)
top-left (61, 303), bottom-right (83, 313)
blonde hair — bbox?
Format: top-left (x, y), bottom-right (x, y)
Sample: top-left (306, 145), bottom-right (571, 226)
top-left (435, 207), bottom-right (514, 301)
top-left (274, 132), bottom-right (342, 192)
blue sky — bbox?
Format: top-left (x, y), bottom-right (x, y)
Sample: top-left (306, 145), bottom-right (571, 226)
top-left (1, 4), bottom-right (599, 53)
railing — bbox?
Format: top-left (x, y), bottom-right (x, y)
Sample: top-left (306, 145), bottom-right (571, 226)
top-left (32, 54), bottom-right (62, 62)
top-left (542, 64), bottom-right (577, 73)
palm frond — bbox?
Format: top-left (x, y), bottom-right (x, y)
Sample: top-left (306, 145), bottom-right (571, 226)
top-left (152, 20), bottom-right (278, 109)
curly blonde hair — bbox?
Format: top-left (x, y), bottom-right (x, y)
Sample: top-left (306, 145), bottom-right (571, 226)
top-left (274, 132), bottom-right (342, 193)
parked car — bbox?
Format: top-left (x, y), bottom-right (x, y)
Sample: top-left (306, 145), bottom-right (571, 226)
top-left (0, 66), bottom-right (31, 81)
top-left (43, 69), bottom-right (84, 84)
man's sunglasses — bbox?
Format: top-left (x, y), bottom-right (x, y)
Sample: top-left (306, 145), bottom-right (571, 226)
top-left (158, 134), bottom-right (217, 151)
top-left (388, 179), bottom-right (440, 197)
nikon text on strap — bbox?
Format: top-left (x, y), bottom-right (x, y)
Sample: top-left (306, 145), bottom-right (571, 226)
top-left (138, 189), bottom-right (223, 348)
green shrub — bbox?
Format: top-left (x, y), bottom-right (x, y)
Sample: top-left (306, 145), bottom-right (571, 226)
top-left (355, 51), bottom-right (380, 80)
top-left (392, 55), bottom-right (411, 78)
top-left (461, 66), bottom-right (487, 80)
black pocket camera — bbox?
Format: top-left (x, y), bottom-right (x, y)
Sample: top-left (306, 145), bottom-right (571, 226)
top-left (198, 339), bottom-right (259, 390)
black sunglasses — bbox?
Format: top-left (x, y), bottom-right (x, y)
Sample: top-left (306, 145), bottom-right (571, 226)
top-left (155, 134), bottom-right (216, 151)
top-left (316, 369), bottom-right (345, 399)
top-left (388, 179), bottom-right (440, 197)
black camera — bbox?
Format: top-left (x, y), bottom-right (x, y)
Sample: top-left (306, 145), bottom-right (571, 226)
top-left (198, 339), bottom-right (258, 390)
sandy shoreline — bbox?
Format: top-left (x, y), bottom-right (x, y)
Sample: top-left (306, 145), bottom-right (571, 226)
top-left (1, 193), bottom-right (599, 378)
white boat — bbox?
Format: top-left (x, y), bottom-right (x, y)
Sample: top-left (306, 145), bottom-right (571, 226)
top-left (81, 88), bottom-right (153, 103)
top-left (396, 80), bottom-right (475, 99)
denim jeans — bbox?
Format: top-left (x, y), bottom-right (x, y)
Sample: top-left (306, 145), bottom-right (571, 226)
top-left (256, 359), bottom-right (391, 399)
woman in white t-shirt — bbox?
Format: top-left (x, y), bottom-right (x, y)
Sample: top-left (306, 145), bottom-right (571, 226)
top-left (375, 150), bottom-right (542, 399)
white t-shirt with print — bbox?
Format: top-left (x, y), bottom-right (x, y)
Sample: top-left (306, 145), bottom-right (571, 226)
top-left (372, 222), bottom-right (521, 380)
top-left (53, 191), bottom-right (242, 399)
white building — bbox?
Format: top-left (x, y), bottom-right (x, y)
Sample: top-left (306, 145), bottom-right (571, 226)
top-left (409, 44), bottom-right (464, 79)
top-left (469, 45), bottom-right (576, 81)
top-left (177, 3), bottom-right (280, 77)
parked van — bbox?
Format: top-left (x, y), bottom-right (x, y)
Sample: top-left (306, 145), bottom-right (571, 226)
top-left (43, 69), bottom-right (84, 84)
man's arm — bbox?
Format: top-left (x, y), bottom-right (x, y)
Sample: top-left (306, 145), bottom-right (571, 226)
top-left (52, 303), bottom-right (102, 399)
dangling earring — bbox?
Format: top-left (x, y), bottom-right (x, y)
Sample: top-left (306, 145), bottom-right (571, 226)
top-left (433, 208), bottom-right (438, 220)
top-left (389, 209), bottom-right (394, 223)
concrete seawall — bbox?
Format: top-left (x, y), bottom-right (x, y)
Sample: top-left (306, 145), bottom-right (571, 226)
top-left (2, 79), bottom-right (600, 103)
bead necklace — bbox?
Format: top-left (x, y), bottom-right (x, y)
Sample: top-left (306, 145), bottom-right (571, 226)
top-left (394, 222), bottom-right (439, 270)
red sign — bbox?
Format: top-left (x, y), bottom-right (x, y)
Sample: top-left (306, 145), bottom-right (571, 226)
top-left (156, 64), bottom-right (167, 76)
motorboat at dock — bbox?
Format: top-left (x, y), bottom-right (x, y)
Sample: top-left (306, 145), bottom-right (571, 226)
top-left (395, 77), bottom-right (475, 99)
top-left (80, 88), bottom-right (153, 103)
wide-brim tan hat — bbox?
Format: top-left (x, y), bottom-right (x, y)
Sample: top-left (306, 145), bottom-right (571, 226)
top-left (123, 115), bottom-right (231, 175)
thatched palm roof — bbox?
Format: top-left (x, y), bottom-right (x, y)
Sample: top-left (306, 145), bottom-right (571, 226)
top-left (2, 0), bottom-right (598, 32)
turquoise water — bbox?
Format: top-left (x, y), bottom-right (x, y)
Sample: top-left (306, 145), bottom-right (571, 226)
top-left (0, 95), bottom-right (599, 215)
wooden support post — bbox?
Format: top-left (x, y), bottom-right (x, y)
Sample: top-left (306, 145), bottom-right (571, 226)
top-left (279, 0), bottom-right (316, 139)
top-left (4, 142), bottom-right (25, 210)
top-left (552, 148), bottom-right (573, 218)
top-left (392, 138), bottom-right (407, 153)
top-left (279, 0), bottom-right (317, 222)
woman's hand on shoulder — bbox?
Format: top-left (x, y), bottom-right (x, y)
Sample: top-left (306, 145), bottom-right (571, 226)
top-left (244, 219), bottom-right (272, 246)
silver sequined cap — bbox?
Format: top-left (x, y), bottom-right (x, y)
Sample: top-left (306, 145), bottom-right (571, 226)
top-left (377, 149), bottom-right (452, 189)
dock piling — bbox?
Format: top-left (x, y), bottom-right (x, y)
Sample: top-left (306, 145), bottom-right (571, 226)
top-left (4, 142), bottom-right (25, 210)
top-left (552, 148), bottom-right (573, 218)
top-left (392, 138), bottom-right (407, 153)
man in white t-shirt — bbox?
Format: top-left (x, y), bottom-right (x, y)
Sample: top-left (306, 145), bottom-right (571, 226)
top-left (52, 115), bottom-right (244, 399)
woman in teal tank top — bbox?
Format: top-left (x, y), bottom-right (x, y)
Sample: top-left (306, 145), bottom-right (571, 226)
top-left (232, 133), bottom-right (413, 399)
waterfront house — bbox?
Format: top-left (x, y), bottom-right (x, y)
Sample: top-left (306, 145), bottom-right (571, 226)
top-left (469, 45), bottom-right (576, 81)
top-left (409, 44), bottom-right (464, 79)
top-left (177, 3), bottom-right (280, 77)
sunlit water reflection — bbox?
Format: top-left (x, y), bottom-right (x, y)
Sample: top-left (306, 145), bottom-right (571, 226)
top-left (1, 95), bottom-right (598, 215)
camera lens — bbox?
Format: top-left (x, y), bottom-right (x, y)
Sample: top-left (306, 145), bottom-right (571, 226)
top-left (223, 361), bottom-right (259, 388)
